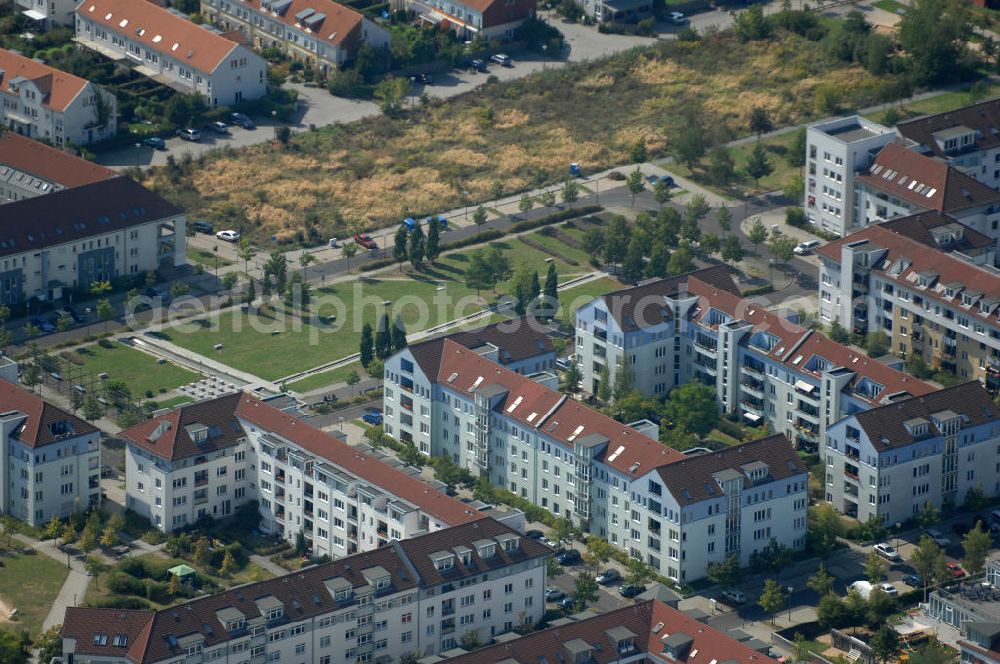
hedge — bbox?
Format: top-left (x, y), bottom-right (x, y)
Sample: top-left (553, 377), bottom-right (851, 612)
top-left (509, 205), bottom-right (602, 233)
top-left (743, 284), bottom-right (775, 297)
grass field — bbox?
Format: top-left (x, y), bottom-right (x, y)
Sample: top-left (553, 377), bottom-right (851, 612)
top-left (286, 362), bottom-right (364, 394)
top-left (65, 344), bottom-right (199, 396)
top-left (187, 247), bottom-right (234, 269)
top-left (668, 130), bottom-right (801, 196)
top-left (147, 23), bottom-right (917, 244)
top-left (872, 0), bottom-right (906, 14)
top-left (0, 547), bottom-right (69, 637)
top-left (864, 84), bottom-right (1000, 123)
top-left (154, 395), bottom-right (195, 409)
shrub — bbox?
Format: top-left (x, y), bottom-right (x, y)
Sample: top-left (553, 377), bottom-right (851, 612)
top-left (97, 338), bottom-right (115, 349)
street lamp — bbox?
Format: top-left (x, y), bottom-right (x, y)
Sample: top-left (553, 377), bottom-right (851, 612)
top-left (271, 110), bottom-right (277, 140)
top-left (542, 44), bottom-right (547, 71)
top-left (894, 522), bottom-right (902, 551)
top-left (134, 142), bottom-right (141, 168)
top-left (786, 586), bottom-right (794, 622)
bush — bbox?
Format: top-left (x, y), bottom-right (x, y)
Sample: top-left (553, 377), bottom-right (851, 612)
top-left (509, 205), bottom-right (602, 233)
top-left (786, 207), bottom-right (807, 227)
top-left (97, 338), bottom-right (116, 349)
top-left (743, 284), bottom-right (774, 297)
top-left (89, 596), bottom-right (151, 609)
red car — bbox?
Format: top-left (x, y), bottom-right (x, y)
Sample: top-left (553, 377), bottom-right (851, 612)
top-left (946, 562), bottom-right (966, 579)
top-left (354, 233), bottom-right (377, 250)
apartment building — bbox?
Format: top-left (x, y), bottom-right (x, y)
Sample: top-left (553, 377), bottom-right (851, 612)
top-left (928, 554), bottom-right (1000, 633)
top-left (397, 0), bottom-right (535, 40)
top-left (122, 392), bottom-right (485, 559)
top-left (0, 131), bottom-right (117, 204)
top-left (444, 599), bottom-right (779, 664)
top-left (804, 115), bottom-right (897, 237)
top-left (625, 435), bottom-right (807, 583)
top-left (201, 0), bottom-right (390, 72)
top-left (75, 0), bottom-right (267, 107)
top-left (824, 381), bottom-right (1000, 524)
top-left (959, 622), bottom-right (1000, 664)
top-left (0, 380), bottom-right (101, 527)
top-left (895, 96), bottom-right (1000, 191)
top-left (575, 267), bottom-right (935, 453)
top-left (60, 517), bottom-right (550, 663)
top-left (0, 47), bottom-right (117, 145)
top-left (16, 0), bottom-right (80, 28)
top-left (0, 177), bottom-right (185, 305)
top-left (854, 143), bottom-right (1000, 240)
top-left (817, 215), bottom-right (1000, 382)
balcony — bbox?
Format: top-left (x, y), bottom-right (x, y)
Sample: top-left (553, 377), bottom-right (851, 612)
top-left (741, 377), bottom-right (764, 396)
top-left (194, 474), bottom-right (209, 488)
top-left (741, 399), bottom-right (764, 416)
top-left (694, 336), bottom-right (718, 353)
top-left (274, 472), bottom-right (286, 485)
top-left (845, 446), bottom-right (860, 461)
top-left (844, 482), bottom-right (859, 497)
top-left (742, 361), bottom-right (765, 377)
top-left (694, 355), bottom-right (716, 373)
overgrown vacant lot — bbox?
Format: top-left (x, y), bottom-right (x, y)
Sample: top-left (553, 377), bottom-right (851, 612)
top-left (148, 28), bottom-right (909, 243)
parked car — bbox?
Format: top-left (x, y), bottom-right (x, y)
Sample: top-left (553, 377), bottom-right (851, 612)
top-left (206, 121), bottom-right (230, 135)
top-left (328, 238), bottom-right (341, 248)
top-left (946, 562), bottom-right (966, 578)
top-left (230, 112), bottom-right (255, 129)
top-left (619, 584), bottom-right (646, 598)
top-left (410, 73), bottom-right (434, 84)
top-left (596, 569), bottom-right (621, 586)
top-left (545, 587), bottom-right (565, 601)
top-left (874, 542), bottom-right (901, 562)
top-left (525, 529), bottom-right (544, 540)
top-left (557, 596), bottom-right (576, 610)
top-left (216, 230), bottom-right (241, 242)
top-left (542, 537), bottom-right (560, 549)
top-left (192, 220), bottom-right (214, 234)
top-left (491, 53), bottom-right (513, 67)
top-left (177, 128), bottom-right (201, 142)
top-left (607, 171), bottom-right (626, 181)
top-left (427, 215), bottom-right (448, 229)
top-left (923, 529), bottom-right (951, 548)
top-left (142, 136), bottom-right (166, 150)
top-left (668, 11), bottom-right (690, 24)
top-left (354, 233), bottom-right (377, 250)
top-left (555, 549), bottom-right (581, 565)
top-left (793, 240), bottom-right (822, 255)
top-left (878, 582), bottom-right (898, 596)
top-left (470, 59), bottom-right (488, 73)
top-left (555, 358), bottom-right (571, 372)
top-left (721, 589), bottom-right (745, 604)
top-left (61, 306), bottom-right (83, 323)
top-left (645, 174), bottom-right (661, 184)
top-left (362, 412), bottom-right (383, 426)
top-left (29, 316), bottom-right (55, 333)
top-left (903, 574), bottom-right (922, 587)
top-left (402, 217), bottom-right (418, 232)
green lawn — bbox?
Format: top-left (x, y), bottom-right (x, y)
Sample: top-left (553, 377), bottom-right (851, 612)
top-left (65, 344), bottom-right (199, 396)
top-left (667, 131), bottom-right (801, 197)
top-left (187, 247), bottom-right (234, 269)
top-left (154, 395), bottom-right (195, 410)
top-left (286, 362), bottom-right (365, 394)
top-left (557, 277), bottom-right (622, 321)
top-left (707, 428), bottom-right (741, 446)
top-left (864, 84), bottom-right (1000, 123)
top-left (0, 547), bottom-right (70, 637)
top-left (872, 0), bottom-right (906, 13)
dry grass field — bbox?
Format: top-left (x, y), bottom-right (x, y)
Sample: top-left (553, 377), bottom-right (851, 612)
top-left (146, 29), bottom-right (910, 243)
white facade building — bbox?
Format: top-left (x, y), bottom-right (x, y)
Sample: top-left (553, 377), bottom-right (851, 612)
top-left (0, 380), bottom-right (101, 526)
top-left (75, 0), bottom-right (267, 107)
top-left (16, 0), bottom-right (81, 28)
top-left (0, 47), bottom-right (117, 145)
top-left (804, 116), bottom-right (896, 237)
top-left (61, 517), bottom-right (550, 663)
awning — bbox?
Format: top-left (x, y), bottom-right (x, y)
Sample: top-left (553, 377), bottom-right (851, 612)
top-left (168, 564), bottom-right (196, 578)
top-left (794, 379), bottom-right (817, 393)
top-left (23, 9), bottom-right (47, 20)
top-left (743, 412), bottom-right (762, 423)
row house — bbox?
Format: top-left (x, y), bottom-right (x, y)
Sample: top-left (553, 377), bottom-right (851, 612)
top-left (396, 0), bottom-right (535, 41)
top-left (0, 131), bottom-right (117, 204)
top-left (122, 392), bottom-right (486, 560)
top-left (75, 0), bottom-right (267, 107)
top-left (0, 177), bottom-right (185, 305)
top-left (445, 599), bottom-right (779, 664)
top-left (382, 317), bottom-right (807, 582)
top-left (16, 0), bottom-right (81, 28)
top-left (824, 381), bottom-right (1000, 525)
top-left (0, 47), bottom-right (117, 145)
top-left (817, 215), bottom-right (1000, 383)
top-left (0, 380), bottom-right (101, 526)
top-left (201, 0), bottom-right (390, 72)
top-left (575, 266), bottom-right (934, 455)
top-left (61, 517), bottom-right (550, 663)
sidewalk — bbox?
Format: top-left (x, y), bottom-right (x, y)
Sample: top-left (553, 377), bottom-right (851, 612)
top-left (250, 554), bottom-right (290, 578)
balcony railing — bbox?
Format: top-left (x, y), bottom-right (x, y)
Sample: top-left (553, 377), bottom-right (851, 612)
top-left (742, 362), bottom-right (764, 377)
top-left (695, 337), bottom-right (718, 352)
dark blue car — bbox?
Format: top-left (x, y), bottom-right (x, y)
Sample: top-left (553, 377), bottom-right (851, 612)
top-left (362, 412), bottom-right (383, 426)
top-left (30, 317), bottom-right (55, 333)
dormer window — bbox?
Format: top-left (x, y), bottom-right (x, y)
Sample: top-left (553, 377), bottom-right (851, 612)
top-left (227, 619), bottom-right (244, 631)
top-left (478, 544), bottom-right (496, 559)
top-left (266, 607), bottom-right (283, 620)
top-left (335, 588), bottom-right (350, 601)
top-left (432, 552), bottom-right (455, 571)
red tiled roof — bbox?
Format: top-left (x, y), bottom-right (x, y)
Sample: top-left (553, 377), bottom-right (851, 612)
top-left (0, 381), bottom-right (99, 448)
top-left (242, 0), bottom-right (364, 48)
top-left (817, 223), bottom-right (1000, 331)
top-left (0, 133), bottom-right (118, 188)
top-left (895, 97), bottom-right (1000, 159)
top-left (234, 393), bottom-right (482, 525)
top-left (77, 0), bottom-right (240, 74)
top-left (0, 48), bottom-right (90, 112)
top-left (856, 143), bottom-right (1000, 213)
top-left (434, 340), bottom-right (684, 477)
top-left (61, 607), bottom-right (153, 659)
top-left (120, 393), bottom-right (245, 462)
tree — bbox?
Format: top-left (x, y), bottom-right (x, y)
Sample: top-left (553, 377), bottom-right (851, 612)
top-left (562, 178), bottom-right (580, 207)
top-left (408, 222), bottom-right (426, 268)
top-left (220, 550), bottom-right (238, 576)
top-left (0, 630), bottom-right (27, 664)
top-left (663, 382), bottom-right (719, 435)
top-left (911, 536), bottom-right (947, 601)
top-left (100, 523), bottom-right (118, 548)
top-left (707, 146), bottom-right (736, 186)
top-left (624, 558), bottom-right (652, 587)
top-left (716, 206), bottom-right (733, 235)
top-left (769, 232), bottom-right (797, 263)
top-left (869, 625), bottom-right (901, 664)
top-left (78, 524), bottom-right (97, 553)
top-left (744, 144), bottom-right (774, 189)
top-left (35, 625), bottom-right (63, 664)
top-left (867, 587), bottom-right (897, 628)
top-left (597, 364), bottom-right (612, 402)
top-left (573, 571), bottom-right (599, 609)
top-left (626, 167), bottom-right (644, 207)
top-left (758, 579), bottom-right (788, 625)
top-left (807, 563), bottom-right (836, 598)
top-left (485, 246), bottom-right (512, 291)
top-left (653, 178), bottom-right (673, 210)
top-left (519, 193), bottom-right (534, 218)
top-left (964, 485), bottom-right (990, 512)
top-left (788, 128), bottom-right (807, 168)
top-left (866, 330), bottom-right (890, 357)
top-left (44, 515), bottom-right (62, 540)
top-left (360, 322), bottom-right (374, 368)
top-left (167, 572), bottom-right (183, 597)
top-left (83, 396), bottom-right (103, 421)
top-left (512, 269), bottom-right (537, 316)
top-left (667, 247), bottom-right (695, 275)
top-left (426, 219), bottom-right (440, 263)
top-left (391, 317), bottom-right (408, 351)
top-left (582, 229), bottom-right (604, 259)
top-left (546, 556), bottom-right (563, 581)
top-left (630, 139), bottom-right (648, 163)
top-left (645, 242), bottom-right (671, 279)
top-left (540, 262), bottom-right (559, 320)
top-left (898, 0), bottom-right (969, 86)
top-left (373, 76), bottom-right (410, 113)
top-left (96, 297), bottom-right (115, 332)
top-left (707, 555), bottom-right (743, 589)
top-left (866, 550), bottom-right (887, 583)
top-left (375, 314), bottom-right (392, 359)
top-left (562, 363), bottom-right (582, 394)
top-left (747, 218), bottom-right (768, 249)
top-left (273, 125), bottom-right (293, 148)
top-left (194, 537), bottom-right (213, 568)
top-left (341, 243), bottom-right (358, 271)
top-left (908, 639), bottom-right (955, 664)
top-left (734, 3), bottom-right (770, 42)
top-left (963, 522), bottom-right (991, 575)
top-left (464, 249), bottom-right (492, 297)
top-left (748, 106), bottom-right (774, 141)
top-left (603, 217), bottom-right (629, 270)
top-left (829, 321), bottom-right (850, 343)
top-left (393, 227), bottom-right (409, 269)
top-left (670, 119), bottom-right (706, 168)
top-left (472, 206), bottom-right (487, 229)
top-left (584, 535), bottom-right (614, 569)
top-left (808, 503), bottom-right (844, 558)
top-left (460, 630), bottom-right (481, 651)
top-left (345, 370), bottom-right (361, 396)
top-left (366, 358), bottom-right (384, 380)
top-left (539, 190), bottom-right (557, 208)
top-left (793, 633), bottom-right (813, 664)
top-left (621, 237), bottom-right (645, 285)
top-left (60, 522), bottom-right (78, 544)
top-left (701, 233), bottom-right (721, 257)
top-left (238, 238), bottom-right (256, 277)
top-left (917, 501), bottom-right (940, 528)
